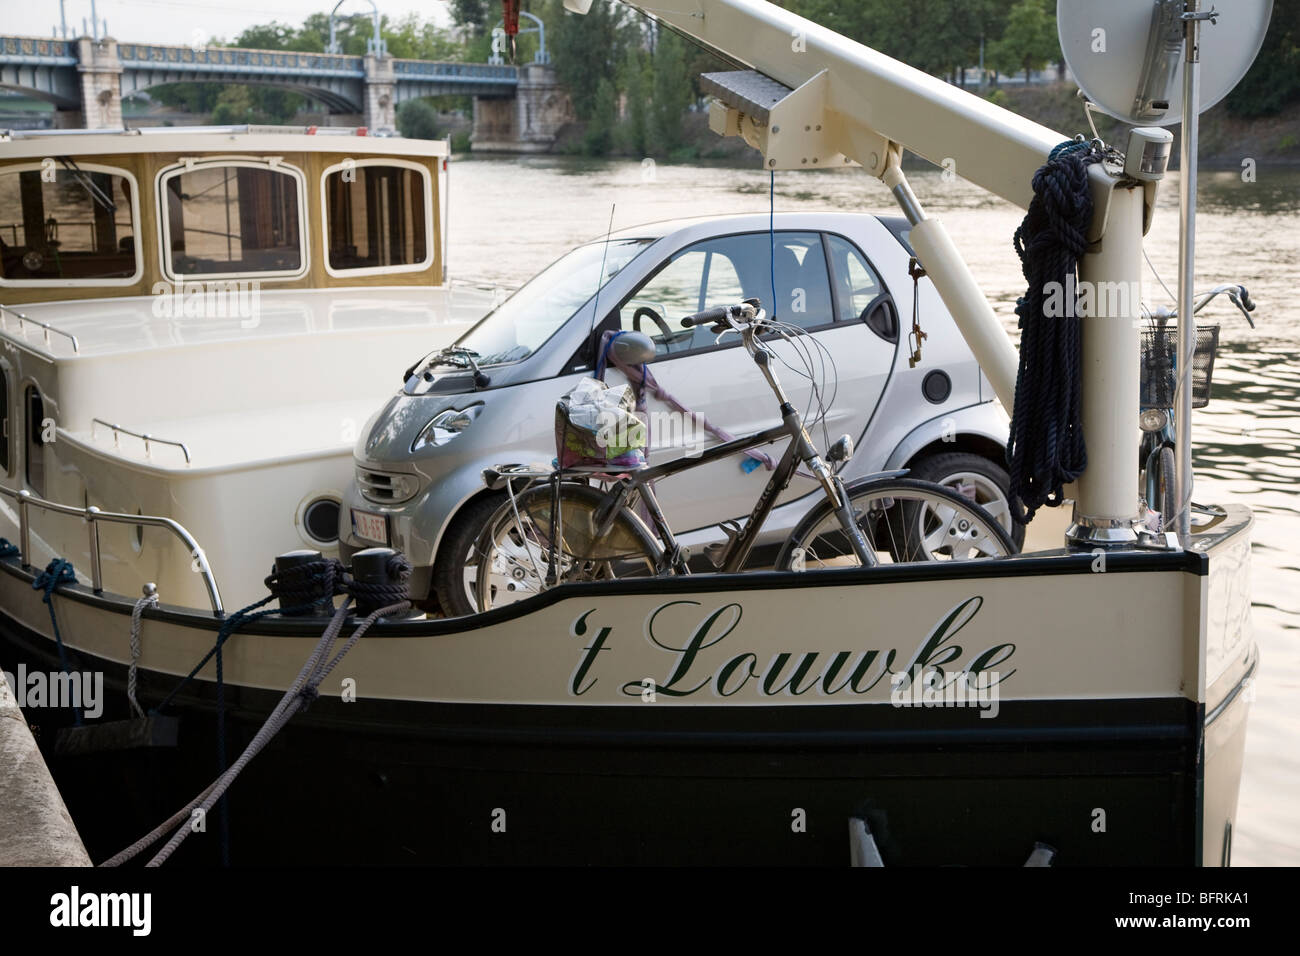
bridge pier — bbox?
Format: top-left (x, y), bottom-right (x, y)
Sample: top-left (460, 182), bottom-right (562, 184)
top-left (471, 62), bottom-right (572, 153)
top-left (364, 54), bottom-right (396, 135)
top-left (74, 36), bottom-right (123, 129)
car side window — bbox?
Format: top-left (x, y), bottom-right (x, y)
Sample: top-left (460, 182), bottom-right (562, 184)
top-left (826, 234), bottom-right (885, 322)
top-left (620, 232), bottom-right (832, 356)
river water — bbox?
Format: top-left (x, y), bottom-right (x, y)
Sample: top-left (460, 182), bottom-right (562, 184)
top-left (447, 155), bottom-right (1299, 866)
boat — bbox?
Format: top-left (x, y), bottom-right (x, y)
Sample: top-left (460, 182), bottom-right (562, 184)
top-left (0, 125), bottom-right (492, 609)
top-left (0, 1), bottom-right (1257, 866)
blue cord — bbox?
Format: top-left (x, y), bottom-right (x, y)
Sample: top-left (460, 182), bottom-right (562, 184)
top-left (31, 558), bottom-right (82, 726)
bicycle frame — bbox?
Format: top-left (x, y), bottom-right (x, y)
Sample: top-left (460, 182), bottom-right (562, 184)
top-left (590, 419), bottom-right (807, 574)
top-left (565, 306), bottom-right (874, 573)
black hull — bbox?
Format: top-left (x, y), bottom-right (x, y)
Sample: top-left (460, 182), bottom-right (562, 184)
top-left (1, 619), bottom-right (1204, 866)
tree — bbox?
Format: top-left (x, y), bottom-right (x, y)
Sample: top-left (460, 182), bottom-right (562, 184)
top-left (619, 48), bottom-right (650, 155)
top-left (1226, 2), bottom-right (1300, 118)
top-left (397, 99), bottom-right (442, 139)
top-left (210, 86), bottom-right (256, 125)
top-left (651, 29), bottom-right (694, 151)
top-left (546, 0), bottom-right (638, 121)
top-left (583, 77), bottom-right (618, 155)
top-left (449, 0), bottom-right (492, 36)
top-left (988, 0), bottom-right (1057, 83)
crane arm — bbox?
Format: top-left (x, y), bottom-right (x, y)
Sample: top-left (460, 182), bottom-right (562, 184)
top-left (564, 0), bottom-right (1065, 209)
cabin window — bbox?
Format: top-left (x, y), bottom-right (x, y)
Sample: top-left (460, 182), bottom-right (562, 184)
top-left (160, 162), bottom-right (307, 280)
top-left (0, 366), bottom-right (9, 474)
top-left (322, 161), bottom-right (432, 275)
top-left (25, 385), bottom-right (45, 496)
top-left (0, 163), bottom-right (141, 285)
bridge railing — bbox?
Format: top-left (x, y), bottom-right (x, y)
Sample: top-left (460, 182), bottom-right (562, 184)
top-left (392, 60), bottom-right (517, 82)
top-left (0, 36), bottom-right (76, 64)
top-left (117, 44), bottom-right (366, 76)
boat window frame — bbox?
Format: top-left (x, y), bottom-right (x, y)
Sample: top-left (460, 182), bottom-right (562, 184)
top-left (23, 382), bottom-right (45, 497)
top-left (319, 157), bottom-right (435, 279)
top-left (0, 359), bottom-right (11, 476)
top-left (156, 156), bottom-right (311, 284)
top-left (0, 161), bottom-right (145, 289)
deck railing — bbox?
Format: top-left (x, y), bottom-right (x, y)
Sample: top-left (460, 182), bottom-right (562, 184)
top-left (0, 484), bottom-right (224, 616)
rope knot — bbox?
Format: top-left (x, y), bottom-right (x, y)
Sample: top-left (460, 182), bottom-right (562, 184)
top-left (32, 558), bottom-right (76, 603)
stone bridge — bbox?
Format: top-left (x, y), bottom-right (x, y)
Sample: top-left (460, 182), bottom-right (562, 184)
top-left (0, 34), bottom-right (572, 150)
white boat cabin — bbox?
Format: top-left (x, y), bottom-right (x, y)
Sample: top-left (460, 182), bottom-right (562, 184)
top-left (0, 127), bottom-right (491, 608)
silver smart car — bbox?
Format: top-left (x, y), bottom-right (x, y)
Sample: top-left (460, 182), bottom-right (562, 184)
top-left (341, 212), bottom-right (1019, 615)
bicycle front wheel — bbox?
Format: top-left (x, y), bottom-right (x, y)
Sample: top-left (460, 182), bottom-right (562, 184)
top-left (775, 477), bottom-right (1017, 571)
top-left (472, 481), bottom-right (663, 612)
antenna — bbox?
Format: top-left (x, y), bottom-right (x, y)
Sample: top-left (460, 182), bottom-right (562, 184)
top-left (587, 204), bottom-right (617, 362)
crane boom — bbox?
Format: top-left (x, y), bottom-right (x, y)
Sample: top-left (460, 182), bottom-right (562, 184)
top-left (572, 0), bottom-right (1063, 209)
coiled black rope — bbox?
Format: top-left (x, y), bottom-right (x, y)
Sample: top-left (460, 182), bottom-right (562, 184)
top-left (1006, 140), bottom-right (1103, 523)
top-left (348, 552), bottom-right (413, 612)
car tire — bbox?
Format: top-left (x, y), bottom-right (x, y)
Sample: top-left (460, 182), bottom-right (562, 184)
top-left (907, 451), bottom-right (1025, 550)
top-left (431, 491), bottom-right (506, 618)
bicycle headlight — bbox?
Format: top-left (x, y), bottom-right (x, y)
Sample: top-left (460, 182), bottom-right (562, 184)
top-left (1139, 408), bottom-right (1169, 433)
top-left (412, 404), bottom-right (483, 452)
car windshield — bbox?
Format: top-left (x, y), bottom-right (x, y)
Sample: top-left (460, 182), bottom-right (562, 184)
top-left (449, 238), bottom-right (653, 367)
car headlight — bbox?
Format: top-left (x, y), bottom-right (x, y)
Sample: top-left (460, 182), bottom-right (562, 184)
top-left (411, 404), bottom-right (483, 452)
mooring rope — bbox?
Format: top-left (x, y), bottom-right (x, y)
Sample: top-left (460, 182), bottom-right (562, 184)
top-left (150, 556), bottom-right (347, 865)
top-left (99, 595), bottom-right (410, 868)
top-left (127, 589), bottom-right (159, 720)
top-left (31, 558), bottom-right (82, 726)
top-left (1006, 139), bottom-right (1103, 523)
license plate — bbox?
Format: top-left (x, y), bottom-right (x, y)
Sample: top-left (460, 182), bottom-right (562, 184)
top-left (351, 509), bottom-right (389, 546)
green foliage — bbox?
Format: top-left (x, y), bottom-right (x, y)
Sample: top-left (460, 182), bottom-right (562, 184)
top-left (449, 0), bottom-right (492, 36)
top-left (651, 30), bottom-right (694, 151)
top-left (209, 87), bottom-right (256, 125)
top-left (617, 48), bottom-right (650, 156)
top-left (397, 99), bottom-right (442, 140)
top-left (987, 0), bottom-right (1057, 82)
top-left (582, 77), bottom-right (618, 156)
top-left (1226, 3), bottom-right (1300, 118)
top-left (547, 0), bottom-right (641, 121)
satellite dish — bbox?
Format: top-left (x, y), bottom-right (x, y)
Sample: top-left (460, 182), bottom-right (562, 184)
top-left (1058, 0), bottom-right (1273, 126)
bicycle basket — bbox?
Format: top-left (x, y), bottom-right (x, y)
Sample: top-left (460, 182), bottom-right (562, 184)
top-left (554, 378), bottom-right (647, 470)
top-left (1139, 324), bottom-right (1219, 409)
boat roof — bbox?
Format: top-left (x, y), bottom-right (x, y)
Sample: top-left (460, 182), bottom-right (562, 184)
top-left (0, 285), bottom-right (494, 359)
top-left (0, 125), bottom-right (448, 160)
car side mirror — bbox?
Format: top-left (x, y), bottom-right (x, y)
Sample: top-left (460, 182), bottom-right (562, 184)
top-left (609, 331), bottom-right (657, 366)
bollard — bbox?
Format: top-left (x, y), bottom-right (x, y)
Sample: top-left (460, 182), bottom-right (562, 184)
top-left (273, 549), bottom-right (329, 616)
top-left (350, 547), bottom-right (410, 617)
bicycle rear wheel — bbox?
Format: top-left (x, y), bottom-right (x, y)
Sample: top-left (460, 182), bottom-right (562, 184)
top-left (775, 477), bottom-right (1017, 571)
top-left (472, 481), bottom-right (663, 612)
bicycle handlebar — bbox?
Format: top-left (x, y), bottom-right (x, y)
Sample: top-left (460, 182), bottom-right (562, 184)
top-left (680, 298), bottom-right (763, 329)
top-left (680, 306), bottom-right (730, 328)
top-left (1145, 283), bottom-right (1256, 328)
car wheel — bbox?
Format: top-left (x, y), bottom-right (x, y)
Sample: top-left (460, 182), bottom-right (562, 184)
top-left (907, 452), bottom-right (1024, 549)
top-left (431, 492), bottom-right (506, 618)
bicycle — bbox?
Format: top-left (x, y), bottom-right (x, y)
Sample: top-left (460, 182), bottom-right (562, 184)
top-left (462, 298), bottom-right (1016, 614)
top-left (1139, 283), bottom-right (1255, 529)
